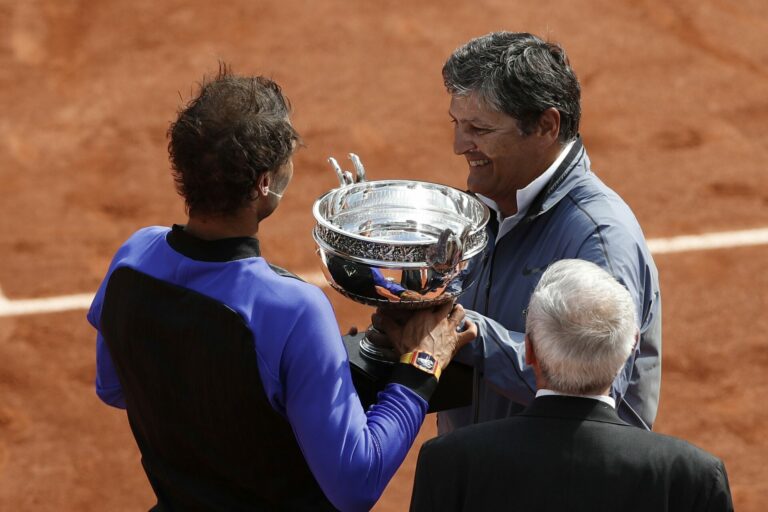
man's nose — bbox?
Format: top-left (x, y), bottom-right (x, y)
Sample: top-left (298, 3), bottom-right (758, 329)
top-left (453, 128), bottom-right (475, 155)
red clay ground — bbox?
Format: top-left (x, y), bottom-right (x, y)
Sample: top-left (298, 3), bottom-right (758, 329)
top-left (1, 0), bottom-right (767, 510)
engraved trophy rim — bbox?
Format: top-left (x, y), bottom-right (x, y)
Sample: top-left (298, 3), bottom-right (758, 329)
top-left (312, 179), bottom-right (491, 266)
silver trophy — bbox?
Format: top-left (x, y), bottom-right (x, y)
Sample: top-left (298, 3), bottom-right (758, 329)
top-left (312, 153), bottom-right (490, 363)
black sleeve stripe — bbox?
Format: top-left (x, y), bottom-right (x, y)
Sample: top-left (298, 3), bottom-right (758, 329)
top-left (268, 264), bottom-right (306, 282)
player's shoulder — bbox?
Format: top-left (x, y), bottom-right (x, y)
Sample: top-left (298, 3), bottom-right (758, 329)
top-left (267, 263), bottom-right (304, 282)
top-left (259, 262), bottom-right (327, 304)
top-left (131, 225), bottom-right (169, 237)
top-left (111, 226), bottom-right (169, 259)
top-left (123, 225), bottom-right (170, 245)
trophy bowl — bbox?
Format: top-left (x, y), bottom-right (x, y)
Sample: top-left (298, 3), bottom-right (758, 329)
top-left (312, 154), bottom-right (490, 362)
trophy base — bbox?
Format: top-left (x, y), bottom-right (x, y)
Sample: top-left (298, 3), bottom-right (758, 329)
top-left (358, 329), bottom-right (398, 364)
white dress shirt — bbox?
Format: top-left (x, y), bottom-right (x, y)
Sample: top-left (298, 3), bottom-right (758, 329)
top-left (536, 388), bottom-right (617, 408)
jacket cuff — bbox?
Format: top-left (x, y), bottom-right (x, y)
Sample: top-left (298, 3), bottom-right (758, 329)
top-left (389, 363), bottom-right (438, 402)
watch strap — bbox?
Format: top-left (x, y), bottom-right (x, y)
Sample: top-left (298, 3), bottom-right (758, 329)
top-left (400, 351), bottom-right (442, 380)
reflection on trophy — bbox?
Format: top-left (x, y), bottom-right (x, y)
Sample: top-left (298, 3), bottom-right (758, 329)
top-left (312, 153), bottom-right (490, 366)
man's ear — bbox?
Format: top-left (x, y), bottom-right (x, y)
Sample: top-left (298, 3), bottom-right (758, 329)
top-left (536, 107), bottom-right (561, 145)
top-left (257, 172), bottom-right (271, 197)
top-left (525, 334), bottom-right (536, 367)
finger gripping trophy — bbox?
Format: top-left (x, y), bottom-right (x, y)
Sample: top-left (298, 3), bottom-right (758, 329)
top-left (312, 154), bottom-right (490, 364)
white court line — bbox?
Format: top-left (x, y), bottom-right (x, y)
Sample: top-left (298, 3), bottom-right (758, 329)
top-left (0, 292), bottom-right (96, 317)
top-left (647, 227), bottom-right (768, 254)
top-left (1, 227), bottom-right (767, 318)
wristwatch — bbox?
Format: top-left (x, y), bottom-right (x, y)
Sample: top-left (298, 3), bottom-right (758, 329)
top-left (400, 351), bottom-right (442, 380)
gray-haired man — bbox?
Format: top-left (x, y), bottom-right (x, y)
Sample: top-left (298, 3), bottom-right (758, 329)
top-left (411, 260), bottom-right (732, 512)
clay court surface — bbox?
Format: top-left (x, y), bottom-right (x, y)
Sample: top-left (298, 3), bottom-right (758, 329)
top-left (1, 0), bottom-right (767, 509)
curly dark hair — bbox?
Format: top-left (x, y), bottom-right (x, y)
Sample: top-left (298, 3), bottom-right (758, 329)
top-left (443, 32), bottom-right (581, 143)
top-left (168, 64), bottom-right (300, 216)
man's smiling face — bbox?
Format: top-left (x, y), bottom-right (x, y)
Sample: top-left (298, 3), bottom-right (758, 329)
top-left (449, 92), bottom-right (545, 215)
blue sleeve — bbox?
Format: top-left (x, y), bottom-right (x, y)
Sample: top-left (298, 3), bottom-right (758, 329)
top-left (459, 310), bottom-right (537, 405)
top-left (87, 237), bottom-right (142, 409)
top-left (87, 266), bottom-right (127, 409)
top-left (279, 288), bottom-right (428, 512)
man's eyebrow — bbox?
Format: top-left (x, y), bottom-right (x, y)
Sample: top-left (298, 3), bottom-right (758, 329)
top-left (449, 113), bottom-right (495, 127)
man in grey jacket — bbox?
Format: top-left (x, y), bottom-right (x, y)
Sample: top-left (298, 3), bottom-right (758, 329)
top-left (438, 31), bottom-right (661, 432)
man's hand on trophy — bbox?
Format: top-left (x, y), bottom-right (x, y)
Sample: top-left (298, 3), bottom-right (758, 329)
top-left (368, 308), bottom-right (413, 350)
top-left (372, 303), bottom-right (477, 370)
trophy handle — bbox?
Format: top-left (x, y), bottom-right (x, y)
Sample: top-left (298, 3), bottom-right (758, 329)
top-left (426, 227), bottom-right (467, 274)
top-left (327, 153), bottom-right (368, 187)
top-left (348, 153), bottom-right (367, 182)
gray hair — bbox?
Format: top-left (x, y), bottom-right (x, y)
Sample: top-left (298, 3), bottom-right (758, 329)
top-left (443, 31), bottom-right (581, 143)
top-left (525, 259), bottom-right (637, 395)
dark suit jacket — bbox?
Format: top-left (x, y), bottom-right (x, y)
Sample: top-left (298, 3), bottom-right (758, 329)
top-left (410, 396), bottom-right (733, 512)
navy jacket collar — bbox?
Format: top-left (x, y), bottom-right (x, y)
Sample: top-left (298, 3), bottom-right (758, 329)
top-left (524, 136), bottom-right (588, 221)
top-left (519, 395), bottom-right (629, 427)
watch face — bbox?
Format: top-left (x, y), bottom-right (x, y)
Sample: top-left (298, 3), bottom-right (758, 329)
top-left (415, 352), bottom-right (436, 373)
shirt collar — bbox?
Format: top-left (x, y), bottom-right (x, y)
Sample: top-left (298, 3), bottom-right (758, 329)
top-left (536, 388), bottom-right (616, 409)
top-left (479, 139), bottom-right (576, 240)
top-left (166, 224), bottom-right (261, 262)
